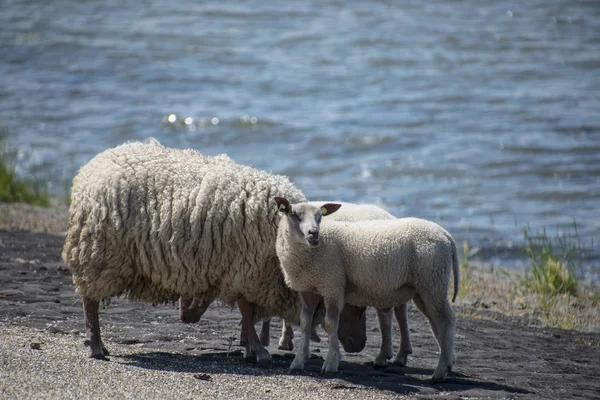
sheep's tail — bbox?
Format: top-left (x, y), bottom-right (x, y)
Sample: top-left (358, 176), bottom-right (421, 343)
top-left (450, 236), bottom-right (460, 303)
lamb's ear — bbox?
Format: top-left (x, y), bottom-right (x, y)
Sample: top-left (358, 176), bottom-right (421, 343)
top-left (321, 203), bottom-right (341, 216)
top-left (274, 197), bottom-right (291, 214)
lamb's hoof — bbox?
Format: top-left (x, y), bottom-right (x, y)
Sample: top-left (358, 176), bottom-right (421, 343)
top-left (310, 330), bottom-right (321, 343)
top-left (321, 363), bottom-right (338, 374)
top-left (374, 354), bottom-right (391, 368)
top-left (392, 354), bottom-right (409, 366)
top-left (101, 347), bottom-right (110, 357)
top-left (278, 339), bottom-right (293, 351)
top-left (431, 366), bottom-right (451, 383)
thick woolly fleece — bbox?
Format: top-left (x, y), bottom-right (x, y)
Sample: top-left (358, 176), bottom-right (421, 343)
top-left (62, 139), bottom-right (306, 322)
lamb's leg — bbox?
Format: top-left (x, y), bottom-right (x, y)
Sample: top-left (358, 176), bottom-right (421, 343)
top-left (310, 326), bottom-right (321, 343)
top-left (374, 308), bottom-right (394, 367)
top-left (258, 318), bottom-right (271, 347)
top-left (430, 300), bottom-right (456, 383)
top-left (278, 319), bottom-right (319, 351)
top-left (238, 298), bottom-right (273, 367)
top-left (393, 303), bottom-right (413, 366)
top-left (290, 291), bottom-right (321, 372)
top-left (82, 296), bottom-right (108, 359)
top-left (417, 295), bottom-right (456, 383)
top-left (278, 320), bottom-right (294, 350)
top-left (321, 299), bottom-right (343, 373)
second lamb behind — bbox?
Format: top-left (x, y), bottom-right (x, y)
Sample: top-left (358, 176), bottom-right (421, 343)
top-left (274, 197), bottom-right (459, 383)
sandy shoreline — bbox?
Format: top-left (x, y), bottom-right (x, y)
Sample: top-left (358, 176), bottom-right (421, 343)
top-left (1, 204), bottom-right (600, 399)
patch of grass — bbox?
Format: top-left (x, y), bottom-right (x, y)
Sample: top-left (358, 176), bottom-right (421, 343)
top-left (520, 224), bottom-right (581, 298)
top-left (457, 228), bottom-right (598, 332)
top-left (0, 137), bottom-right (51, 207)
top-left (459, 241), bottom-right (476, 296)
top-left (455, 261), bottom-right (599, 332)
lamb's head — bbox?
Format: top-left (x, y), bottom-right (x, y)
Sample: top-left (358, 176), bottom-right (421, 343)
top-left (275, 197), bottom-right (341, 247)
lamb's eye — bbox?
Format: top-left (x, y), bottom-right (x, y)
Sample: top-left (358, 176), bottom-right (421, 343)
top-left (316, 215), bottom-right (322, 223)
top-left (291, 212), bottom-right (301, 221)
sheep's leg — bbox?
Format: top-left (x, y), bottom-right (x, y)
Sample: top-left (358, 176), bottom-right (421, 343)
top-left (393, 303), bottom-right (413, 366)
top-left (238, 298), bottom-right (273, 367)
top-left (240, 317), bottom-right (271, 347)
top-left (290, 292), bottom-right (321, 372)
top-left (82, 296), bottom-right (108, 360)
top-left (239, 317), bottom-right (271, 347)
top-left (321, 299), bottom-right (343, 373)
top-left (258, 318), bottom-right (271, 347)
top-left (278, 320), bottom-right (294, 350)
top-left (374, 308), bottom-right (394, 367)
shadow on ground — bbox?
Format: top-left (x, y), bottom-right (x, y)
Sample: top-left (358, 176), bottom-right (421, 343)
top-left (113, 350), bottom-right (531, 397)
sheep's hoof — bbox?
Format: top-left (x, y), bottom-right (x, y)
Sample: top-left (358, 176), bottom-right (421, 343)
top-left (256, 355), bottom-right (274, 368)
top-left (90, 353), bottom-right (109, 361)
top-left (243, 349), bottom-right (256, 363)
top-left (250, 347), bottom-right (273, 368)
top-left (85, 340), bottom-right (110, 360)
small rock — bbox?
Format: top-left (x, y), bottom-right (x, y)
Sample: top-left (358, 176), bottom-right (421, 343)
top-left (30, 342), bottom-right (42, 350)
top-left (193, 373), bottom-right (212, 381)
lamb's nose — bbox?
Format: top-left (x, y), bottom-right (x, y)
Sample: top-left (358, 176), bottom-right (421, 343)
top-left (308, 230), bottom-right (319, 239)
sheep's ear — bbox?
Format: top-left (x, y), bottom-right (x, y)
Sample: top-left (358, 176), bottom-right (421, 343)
top-left (321, 203), bottom-right (341, 216)
top-left (274, 197), bottom-right (291, 214)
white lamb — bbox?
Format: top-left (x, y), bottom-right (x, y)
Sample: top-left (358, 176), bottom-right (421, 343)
top-left (274, 197), bottom-right (459, 382)
top-left (63, 139), bottom-right (310, 365)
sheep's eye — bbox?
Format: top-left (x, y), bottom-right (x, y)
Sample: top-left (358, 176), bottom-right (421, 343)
top-left (316, 215), bottom-right (322, 223)
top-left (291, 212), bottom-right (301, 221)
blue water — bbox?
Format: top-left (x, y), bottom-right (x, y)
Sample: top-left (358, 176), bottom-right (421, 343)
top-left (1, 0), bottom-right (599, 278)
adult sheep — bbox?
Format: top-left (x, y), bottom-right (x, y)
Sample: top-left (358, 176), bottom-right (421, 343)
top-left (274, 198), bottom-right (459, 382)
top-left (63, 139), bottom-right (310, 365)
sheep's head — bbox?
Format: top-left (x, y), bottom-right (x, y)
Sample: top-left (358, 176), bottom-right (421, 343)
top-left (274, 197), bottom-right (341, 247)
top-left (338, 304), bottom-right (367, 352)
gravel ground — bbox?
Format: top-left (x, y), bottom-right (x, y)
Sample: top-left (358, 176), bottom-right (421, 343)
top-left (1, 205), bottom-right (599, 399)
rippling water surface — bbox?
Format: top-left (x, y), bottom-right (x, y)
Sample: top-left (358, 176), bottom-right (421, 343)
top-left (1, 0), bottom-right (599, 276)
